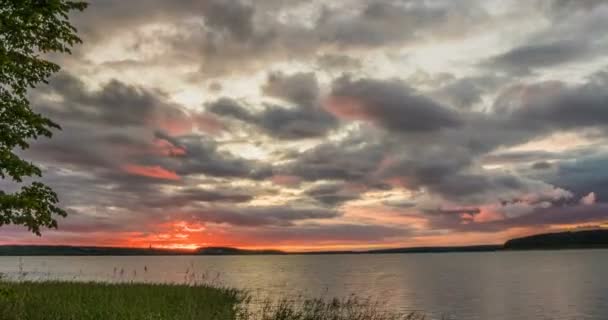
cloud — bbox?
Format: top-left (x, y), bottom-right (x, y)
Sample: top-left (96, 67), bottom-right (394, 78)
top-left (326, 77), bottom-right (462, 132)
top-left (315, 1), bottom-right (488, 49)
top-left (240, 223), bottom-right (409, 244)
top-left (36, 73), bottom-right (218, 135)
top-left (141, 188), bottom-right (254, 209)
top-left (122, 164), bottom-right (181, 181)
top-left (7, 0), bottom-right (608, 249)
top-left (315, 54), bottom-right (362, 71)
top-left (68, 0), bottom-right (492, 79)
top-left (209, 72), bottom-right (338, 139)
top-left (201, 0), bottom-right (255, 41)
top-left (207, 98), bottom-right (255, 122)
top-left (464, 203), bottom-right (608, 233)
top-left (508, 81), bottom-right (608, 130)
top-left (484, 40), bottom-right (590, 75)
top-left (548, 151), bottom-right (608, 202)
top-left (482, 150), bottom-right (559, 166)
top-left (262, 72), bottom-right (319, 107)
top-left (580, 192), bottom-right (597, 206)
top-left (305, 182), bottom-right (363, 206)
top-left (152, 132), bottom-right (271, 179)
top-left (281, 130), bottom-right (385, 182)
top-left (191, 205), bottom-right (341, 227)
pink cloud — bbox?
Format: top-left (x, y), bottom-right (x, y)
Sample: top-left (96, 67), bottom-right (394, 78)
top-left (122, 164), bottom-right (180, 181)
top-left (323, 96), bottom-right (372, 121)
top-left (580, 192), bottom-right (597, 206)
top-left (153, 138), bottom-right (187, 157)
top-left (271, 175), bottom-right (302, 187)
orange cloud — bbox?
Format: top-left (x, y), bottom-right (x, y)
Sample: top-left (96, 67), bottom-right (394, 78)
top-left (123, 164), bottom-right (180, 180)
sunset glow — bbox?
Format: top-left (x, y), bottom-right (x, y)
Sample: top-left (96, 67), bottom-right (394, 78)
top-left (2, 0), bottom-right (608, 251)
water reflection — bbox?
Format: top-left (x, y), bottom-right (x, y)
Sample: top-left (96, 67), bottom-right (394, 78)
top-left (1, 250), bottom-right (607, 319)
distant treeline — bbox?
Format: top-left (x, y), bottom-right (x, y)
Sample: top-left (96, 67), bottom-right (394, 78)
top-left (0, 246), bottom-right (283, 256)
top-left (503, 229), bottom-right (608, 250)
top-left (1, 229), bottom-right (607, 256)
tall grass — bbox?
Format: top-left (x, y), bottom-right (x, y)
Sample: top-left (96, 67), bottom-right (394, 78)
top-left (0, 281), bottom-right (428, 320)
top-left (240, 296), bottom-right (427, 320)
top-left (0, 281), bottom-right (242, 320)
top-left (0, 264), bottom-right (427, 320)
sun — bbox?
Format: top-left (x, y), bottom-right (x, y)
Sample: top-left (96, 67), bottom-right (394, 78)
top-left (154, 243), bottom-right (201, 251)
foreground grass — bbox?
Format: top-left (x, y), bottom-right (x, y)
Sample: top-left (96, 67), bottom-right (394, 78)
top-left (0, 281), bottom-right (242, 320)
top-left (248, 297), bottom-right (426, 320)
top-left (0, 281), bottom-right (426, 320)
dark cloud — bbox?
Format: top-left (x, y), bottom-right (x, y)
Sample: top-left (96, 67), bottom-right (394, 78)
top-left (532, 161), bottom-right (553, 170)
top-left (34, 73), bottom-right (218, 134)
top-left (281, 131), bottom-right (385, 182)
top-left (202, 0), bottom-right (255, 41)
top-left (208, 98), bottom-right (338, 139)
top-left (327, 77), bottom-right (462, 132)
top-left (36, 73), bottom-right (168, 126)
top-left (153, 132), bottom-right (271, 179)
top-left (316, 54), bottom-right (362, 71)
top-left (424, 208), bottom-right (481, 216)
top-left (484, 40), bottom-right (590, 75)
top-left (482, 150), bottom-right (559, 166)
top-left (243, 223), bottom-right (408, 243)
top-left (316, 1), bottom-right (487, 49)
top-left (207, 98), bottom-right (255, 122)
top-left (68, 0), bottom-right (492, 78)
top-left (500, 79), bottom-right (608, 130)
top-left (74, 0), bottom-right (254, 42)
top-left (305, 183), bottom-right (362, 206)
top-left (209, 72), bottom-right (338, 139)
top-left (254, 104), bottom-right (338, 139)
top-left (191, 205), bottom-right (340, 227)
top-left (257, 72), bottom-right (338, 139)
top-left (483, 1), bottom-right (608, 77)
top-left (142, 188), bottom-right (254, 209)
top-left (548, 152), bottom-right (608, 202)
top-left (429, 173), bottom-right (528, 202)
top-left (429, 76), bottom-right (502, 110)
top-left (262, 72), bottom-right (319, 107)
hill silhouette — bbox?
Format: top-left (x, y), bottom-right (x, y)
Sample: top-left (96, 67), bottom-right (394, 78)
top-left (504, 229), bottom-right (608, 250)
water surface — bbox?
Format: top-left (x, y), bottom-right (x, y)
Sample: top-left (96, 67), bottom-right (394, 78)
top-left (1, 250), bottom-right (607, 319)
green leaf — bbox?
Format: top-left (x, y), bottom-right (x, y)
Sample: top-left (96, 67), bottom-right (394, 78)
top-left (0, 0), bottom-right (87, 234)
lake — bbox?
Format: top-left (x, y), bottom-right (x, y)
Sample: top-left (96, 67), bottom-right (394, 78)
top-left (1, 250), bottom-right (607, 320)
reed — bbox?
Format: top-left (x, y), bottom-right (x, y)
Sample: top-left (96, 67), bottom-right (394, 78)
top-left (0, 281), bottom-right (428, 320)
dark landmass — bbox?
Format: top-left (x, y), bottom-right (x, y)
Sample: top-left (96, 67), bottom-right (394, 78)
top-left (1, 229), bottom-right (607, 256)
top-left (504, 229), bottom-right (608, 250)
top-left (0, 245), bottom-right (285, 256)
top-left (195, 247), bottom-right (284, 255)
top-left (0, 246), bottom-right (186, 256)
top-left (294, 245), bottom-right (502, 255)
top-left (368, 245), bottom-right (502, 254)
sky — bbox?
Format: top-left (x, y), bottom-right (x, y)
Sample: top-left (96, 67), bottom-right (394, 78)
top-left (2, 0), bottom-right (608, 251)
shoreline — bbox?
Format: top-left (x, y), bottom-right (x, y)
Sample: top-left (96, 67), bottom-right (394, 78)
top-left (2, 229), bottom-right (607, 256)
top-left (3, 246), bottom-right (608, 257)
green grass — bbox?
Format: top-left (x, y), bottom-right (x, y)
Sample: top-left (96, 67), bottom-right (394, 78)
top-left (245, 296), bottom-right (426, 320)
top-left (0, 281), bottom-right (243, 320)
top-left (0, 281), bottom-right (425, 320)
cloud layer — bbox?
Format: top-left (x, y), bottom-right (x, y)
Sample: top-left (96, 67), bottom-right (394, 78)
top-left (3, 0), bottom-right (608, 251)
